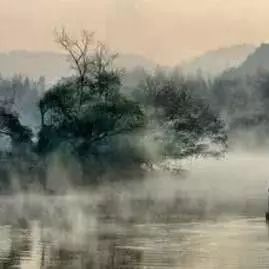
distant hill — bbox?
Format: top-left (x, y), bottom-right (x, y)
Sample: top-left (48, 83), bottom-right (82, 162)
top-left (0, 51), bottom-right (68, 84)
top-left (181, 44), bottom-right (256, 78)
top-left (114, 54), bottom-right (155, 72)
top-left (0, 46), bottom-right (260, 84)
top-left (0, 50), bottom-right (156, 84)
top-left (223, 43), bottom-right (269, 78)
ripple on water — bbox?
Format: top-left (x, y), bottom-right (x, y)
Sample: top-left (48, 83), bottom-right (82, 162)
top-left (0, 217), bottom-right (268, 268)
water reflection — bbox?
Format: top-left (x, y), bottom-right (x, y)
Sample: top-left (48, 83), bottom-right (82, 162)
top-left (0, 153), bottom-right (268, 268)
top-left (0, 216), bottom-right (268, 268)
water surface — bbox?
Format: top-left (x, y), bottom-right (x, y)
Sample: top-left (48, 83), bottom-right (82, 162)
top-left (0, 214), bottom-right (268, 269)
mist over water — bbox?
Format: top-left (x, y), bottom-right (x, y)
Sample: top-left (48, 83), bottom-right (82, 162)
top-left (0, 150), bottom-right (268, 268)
top-left (2, 1), bottom-right (269, 267)
top-left (183, 151), bottom-right (269, 215)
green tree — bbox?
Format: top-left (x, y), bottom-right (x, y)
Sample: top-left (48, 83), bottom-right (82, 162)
top-left (0, 108), bottom-right (32, 146)
top-left (135, 71), bottom-right (227, 159)
top-left (38, 29), bottom-right (145, 161)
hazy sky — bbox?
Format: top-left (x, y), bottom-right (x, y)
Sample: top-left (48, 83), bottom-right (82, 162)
top-left (0, 0), bottom-right (268, 64)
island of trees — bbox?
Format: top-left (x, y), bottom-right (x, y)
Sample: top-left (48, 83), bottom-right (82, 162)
top-left (6, 29), bottom-right (269, 190)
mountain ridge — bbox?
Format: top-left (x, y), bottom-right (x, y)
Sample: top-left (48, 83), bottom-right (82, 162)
top-left (180, 44), bottom-right (256, 78)
top-left (0, 50), bottom-right (156, 83)
top-left (222, 43), bottom-right (269, 78)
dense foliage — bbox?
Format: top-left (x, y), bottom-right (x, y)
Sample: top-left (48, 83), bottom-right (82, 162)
top-left (37, 31), bottom-right (145, 179)
top-left (133, 71), bottom-right (227, 159)
top-left (0, 30), bottom-right (232, 187)
top-left (207, 70), bottom-right (269, 146)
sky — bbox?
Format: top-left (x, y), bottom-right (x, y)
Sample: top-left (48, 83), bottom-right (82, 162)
top-left (0, 0), bottom-right (269, 65)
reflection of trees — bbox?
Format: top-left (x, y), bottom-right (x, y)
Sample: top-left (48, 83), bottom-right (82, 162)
top-left (0, 203), bottom-right (145, 269)
top-left (0, 228), bottom-right (32, 269)
top-left (110, 247), bottom-right (143, 269)
top-left (0, 221), bottom-right (144, 269)
top-left (38, 228), bottom-right (143, 269)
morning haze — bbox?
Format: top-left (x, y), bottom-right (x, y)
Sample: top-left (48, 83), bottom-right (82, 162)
top-left (1, 0), bottom-right (269, 64)
top-left (1, 1), bottom-right (269, 268)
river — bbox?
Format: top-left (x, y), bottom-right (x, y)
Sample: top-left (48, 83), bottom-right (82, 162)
top-left (0, 216), bottom-right (268, 268)
top-left (0, 152), bottom-right (268, 268)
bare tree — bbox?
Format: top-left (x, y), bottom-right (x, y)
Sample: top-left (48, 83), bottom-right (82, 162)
top-left (55, 28), bottom-right (119, 109)
top-left (55, 28), bottom-right (94, 85)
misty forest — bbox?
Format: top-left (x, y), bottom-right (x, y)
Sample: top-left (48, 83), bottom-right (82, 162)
top-left (0, 30), bottom-right (229, 188)
top-left (2, 30), bottom-right (269, 189)
top-left (2, 10), bottom-right (269, 268)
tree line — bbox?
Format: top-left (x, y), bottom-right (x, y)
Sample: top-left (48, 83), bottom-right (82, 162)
top-left (0, 30), bottom-right (234, 188)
